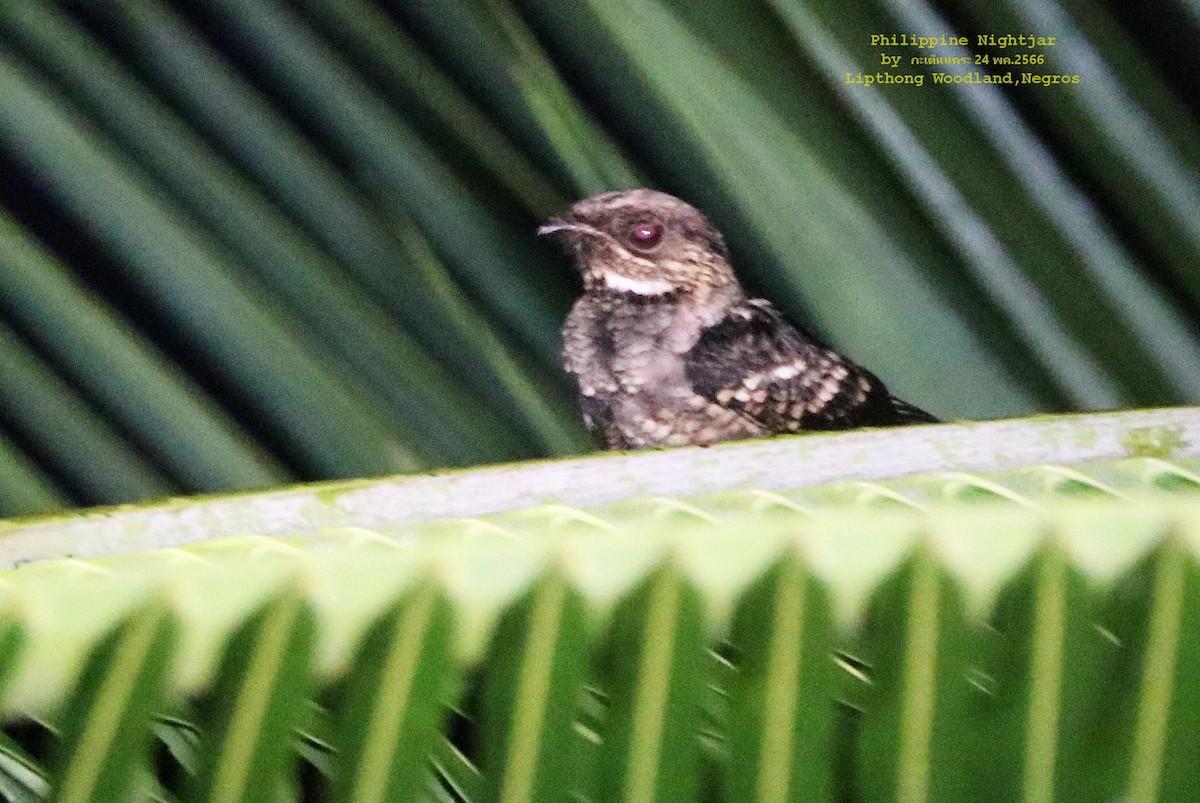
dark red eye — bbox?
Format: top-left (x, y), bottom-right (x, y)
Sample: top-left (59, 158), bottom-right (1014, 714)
top-left (627, 222), bottom-right (664, 250)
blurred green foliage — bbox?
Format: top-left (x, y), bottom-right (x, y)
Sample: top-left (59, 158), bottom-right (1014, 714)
top-left (3, 431), bottom-right (1200, 799)
top-left (0, 0), bottom-right (1197, 516)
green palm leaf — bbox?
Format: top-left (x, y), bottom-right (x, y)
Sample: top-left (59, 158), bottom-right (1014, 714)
top-left (0, 409), bottom-right (1196, 799)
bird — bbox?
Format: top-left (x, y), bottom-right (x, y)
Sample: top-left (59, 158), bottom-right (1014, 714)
top-left (539, 188), bottom-right (937, 450)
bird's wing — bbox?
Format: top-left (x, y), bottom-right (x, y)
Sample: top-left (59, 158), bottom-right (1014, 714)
top-left (683, 300), bottom-right (936, 431)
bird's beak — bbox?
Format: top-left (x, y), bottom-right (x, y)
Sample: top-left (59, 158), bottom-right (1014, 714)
top-left (537, 216), bottom-right (578, 237)
top-left (537, 218), bottom-right (574, 237)
top-left (537, 217), bottom-right (605, 240)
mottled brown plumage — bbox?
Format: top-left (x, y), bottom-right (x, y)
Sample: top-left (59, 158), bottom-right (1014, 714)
top-left (540, 189), bottom-right (936, 449)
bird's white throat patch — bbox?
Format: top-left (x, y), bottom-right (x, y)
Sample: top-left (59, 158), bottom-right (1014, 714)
top-left (603, 271), bottom-right (673, 295)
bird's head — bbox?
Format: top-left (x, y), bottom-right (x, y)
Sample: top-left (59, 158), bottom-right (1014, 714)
top-left (539, 189), bottom-right (741, 299)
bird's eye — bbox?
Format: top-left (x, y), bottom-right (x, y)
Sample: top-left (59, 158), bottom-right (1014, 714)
top-left (627, 222), bottom-right (664, 251)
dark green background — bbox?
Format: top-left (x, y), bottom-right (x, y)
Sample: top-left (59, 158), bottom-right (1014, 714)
top-left (1, 0), bottom-right (1197, 517)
